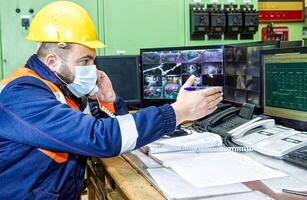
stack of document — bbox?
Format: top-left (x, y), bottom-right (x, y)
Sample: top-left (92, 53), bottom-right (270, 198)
top-left (203, 191), bottom-right (274, 200)
top-left (145, 151), bottom-right (286, 199)
top-left (137, 131), bottom-right (289, 199)
top-left (166, 152), bottom-right (287, 188)
top-left (147, 167), bottom-right (251, 200)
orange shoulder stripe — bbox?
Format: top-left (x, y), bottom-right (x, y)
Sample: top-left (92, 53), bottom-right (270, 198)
top-left (1, 66), bottom-right (78, 164)
top-left (0, 67), bottom-right (61, 93)
top-left (38, 149), bottom-right (68, 163)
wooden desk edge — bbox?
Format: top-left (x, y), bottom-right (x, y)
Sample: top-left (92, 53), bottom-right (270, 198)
top-left (99, 156), bottom-right (165, 200)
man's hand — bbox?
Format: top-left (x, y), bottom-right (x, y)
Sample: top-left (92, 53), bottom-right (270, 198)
top-left (89, 70), bottom-right (116, 102)
top-left (171, 75), bottom-right (223, 125)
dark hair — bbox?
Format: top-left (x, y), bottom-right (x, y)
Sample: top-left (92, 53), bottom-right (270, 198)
top-left (36, 42), bottom-right (72, 60)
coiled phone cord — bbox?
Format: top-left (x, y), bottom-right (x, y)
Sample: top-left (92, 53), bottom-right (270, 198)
top-left (95, 94), bottom-right (116, 118)
top-left (149, 142), bottom-right (254, 154)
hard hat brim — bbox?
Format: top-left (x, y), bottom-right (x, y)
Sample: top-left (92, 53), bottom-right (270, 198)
top-left (81, 40), bottom-right (106, 49)
top-left (26, 36), bottom-right (106, 49)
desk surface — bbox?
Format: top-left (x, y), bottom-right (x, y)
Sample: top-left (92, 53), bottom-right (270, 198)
top-left (100, 156), bottom-right (164, 200)
top-left (99, 153), bottom-right (307, 200)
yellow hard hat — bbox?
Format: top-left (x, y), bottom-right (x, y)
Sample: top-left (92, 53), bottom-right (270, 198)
top-left (26, 1), bottom-right (105, 49)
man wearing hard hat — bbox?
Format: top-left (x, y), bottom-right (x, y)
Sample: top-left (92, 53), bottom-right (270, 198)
top-left (0, 1), bottom-right (222, 199)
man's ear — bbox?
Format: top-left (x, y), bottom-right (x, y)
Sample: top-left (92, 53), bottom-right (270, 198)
top-left (44, 54), bottom-right (60, 73)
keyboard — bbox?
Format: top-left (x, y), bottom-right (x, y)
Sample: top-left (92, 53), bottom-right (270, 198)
top-left (284, 146), bottom-right (307, 169)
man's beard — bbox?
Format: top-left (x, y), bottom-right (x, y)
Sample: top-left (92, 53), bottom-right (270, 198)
top-left (57, 62), bottom-right (74, 84)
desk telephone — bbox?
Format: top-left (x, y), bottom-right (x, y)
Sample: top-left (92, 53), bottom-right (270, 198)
top-left (193, 103), bottom-right (275, 139)
top-left (254, 131), bottom-right (307, 158)
top-left (233, 126), bottom-right (307, 159)
top-left (192, 103), bottom-right (307, 160)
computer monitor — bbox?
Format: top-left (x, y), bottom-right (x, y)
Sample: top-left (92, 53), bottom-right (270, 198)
top-left (223, 41), bottom-right (278, 110)
top-left (140, 46), bottom-right (224, 105)
top-left (261, 47), bottom-right (307, 131)
top-left (278, 40), bottom-right (303, 48)
top-left (94, 55), bottom-right (141, 105)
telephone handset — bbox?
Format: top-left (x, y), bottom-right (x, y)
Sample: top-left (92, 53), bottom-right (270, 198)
top-left (230, 119), bottom-right (275, 139)
top-left (209, 107), bottom-right (241, 126)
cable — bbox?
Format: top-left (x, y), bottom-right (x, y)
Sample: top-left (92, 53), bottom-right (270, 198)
top-left (192, 120), bottom-right (207, 132)
top-left (95, 94), bottom-right (116, 118)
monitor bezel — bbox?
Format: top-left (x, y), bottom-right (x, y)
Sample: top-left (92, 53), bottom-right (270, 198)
top-left (260, 47), bottom-right (307, 131)
top-left (140, 45), bottom-right (225, 106)
top-left (94, 55), bottom-right (142, 106)
top-left (278, 40), bottom-right (303, 48)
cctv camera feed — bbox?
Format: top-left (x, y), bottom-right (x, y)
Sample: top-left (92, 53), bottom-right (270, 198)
top-left (141, 47), bottom-right (224, 100)
top-left (224, 44), bottom-right (276, 106)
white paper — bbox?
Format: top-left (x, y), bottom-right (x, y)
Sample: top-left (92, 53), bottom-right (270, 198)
top-left (204, 191), bottom-right (273, 200)
top-left (130, 150), bottom-right (161, 168)
top-left (147, 168), bottom-right (251, 200)
top-left (150, 151), bottom-right (201, 167)
top-left (245, 152), bottom-right (307, 193)
top-left (167, 152), bottom-right (287, 188)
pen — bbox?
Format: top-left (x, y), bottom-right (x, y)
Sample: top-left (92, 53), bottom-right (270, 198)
top-left (184, 86), bottom-right (223, 92)
top-left (282, 189), bottom-right (307, 197)
top-left (184, 86), bottom-right (207, 91)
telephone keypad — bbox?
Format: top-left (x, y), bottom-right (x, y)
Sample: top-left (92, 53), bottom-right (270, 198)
top-left (284, 146), bottom-right (307, 169)
top-left (208, 116), bottom-right (251, 138)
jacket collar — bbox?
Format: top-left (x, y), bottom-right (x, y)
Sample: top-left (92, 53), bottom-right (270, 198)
top-left (25, 55), bottom-right (88, 111)
top-left (25, 54), bottom-right (61, 85)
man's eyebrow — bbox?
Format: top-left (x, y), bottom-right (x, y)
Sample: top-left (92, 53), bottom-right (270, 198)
top-left (78, 55), bottom-right (94, 60)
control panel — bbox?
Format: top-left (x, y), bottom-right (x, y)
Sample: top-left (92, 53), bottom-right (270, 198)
top-left (190, 4), bottom-right (209, 40)
top-left (241, 5), bottom-right (258, 39)
top-left (189, 3), bottom-right (259, 40)
top-left (225, 4), bottom-right (242, 40)
top-left (208, 4), bottom-right (226, 40)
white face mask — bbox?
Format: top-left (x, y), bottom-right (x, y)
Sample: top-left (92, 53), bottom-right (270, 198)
top-left (66, 65), bottom-right (98, 98)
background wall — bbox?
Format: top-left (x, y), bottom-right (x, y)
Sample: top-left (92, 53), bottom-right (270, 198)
top-left (102, 0), bottom-right (186, 55)
top-left (0, 0), bottom-right (303, 79)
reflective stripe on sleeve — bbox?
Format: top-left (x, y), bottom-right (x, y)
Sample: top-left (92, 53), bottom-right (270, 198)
top-left (0, 83), bottom-right (4, 93)
top-left (83, 103), bottom-right (92, 115)
top-left (53, 92), bottom-right (67, 104)
top-left (116, 114), bottom-right (139, 154)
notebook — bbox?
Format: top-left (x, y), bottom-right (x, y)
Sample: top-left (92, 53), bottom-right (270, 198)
top-left (143, 131), bottom-right (253, 155)
top-left (144, 132), bottom-right (223, 154)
